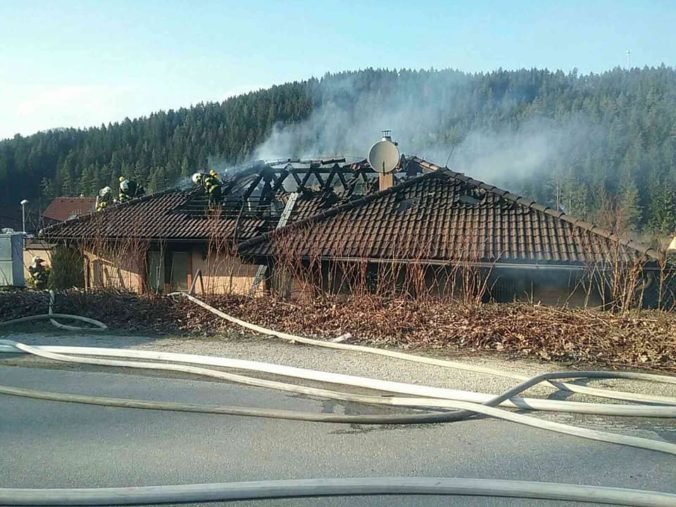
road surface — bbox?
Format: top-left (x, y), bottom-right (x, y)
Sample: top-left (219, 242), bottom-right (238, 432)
top-left (1, 356), bottom-right (675, 506)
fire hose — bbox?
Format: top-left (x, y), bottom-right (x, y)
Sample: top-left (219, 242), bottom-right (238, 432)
top-left (169, 292), bottom-right (676, 406)
top-left (0, 290), bottom-right (107, 332)
top-left (1, 340), bottom-right (675, 455)
top-left (2, 477), bottom-right (675, 506)
top-left (0, 292), bottom-right (675, 452)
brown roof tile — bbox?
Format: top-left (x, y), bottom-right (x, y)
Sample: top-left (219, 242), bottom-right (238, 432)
top-left (41, 191), bottom-right (269, 242)
top-left (39, 188), bottom-right (354, 243)
top-left (238, 159), bottom-right (659, 265)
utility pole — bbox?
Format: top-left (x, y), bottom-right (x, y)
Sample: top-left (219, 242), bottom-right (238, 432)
top-left (20, 199), bottom-right (29, 234)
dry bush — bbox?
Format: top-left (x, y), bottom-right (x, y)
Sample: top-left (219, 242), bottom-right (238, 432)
top-left (577, 205), bottom-right (675, 312)
top-left (268, 221), bottom-right (493, 307)
top-left (2, 289), bottom-right (672, 370)
top-left (81, 212), bottom-right (151, 292)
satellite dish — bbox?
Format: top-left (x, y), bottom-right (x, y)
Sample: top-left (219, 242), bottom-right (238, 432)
top-left (368, 136), bottom-right (400, 174)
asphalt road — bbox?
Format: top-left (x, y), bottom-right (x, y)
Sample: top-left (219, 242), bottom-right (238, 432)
top-left (0, 363), bottom-right (674, 506)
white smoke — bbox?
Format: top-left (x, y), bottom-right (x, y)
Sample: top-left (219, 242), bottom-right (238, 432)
top-left (251, 71), bottom-right (605, 190)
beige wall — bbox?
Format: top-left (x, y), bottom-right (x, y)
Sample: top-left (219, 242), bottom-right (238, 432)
top-left (81, 246), bottom-right (260, 295)
top-left (84, 250), bottom-right (146, 292)
top-left (190, 249), bottom-right (261, 295)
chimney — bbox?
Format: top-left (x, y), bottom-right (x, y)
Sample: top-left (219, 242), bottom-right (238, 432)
top-left (368, 130), bottom-right (400, 192)
top-left (379, 173), bottom-right (394, 191)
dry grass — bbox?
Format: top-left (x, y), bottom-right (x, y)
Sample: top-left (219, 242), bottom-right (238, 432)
top-left (2, 290), bottom-right (673, 371)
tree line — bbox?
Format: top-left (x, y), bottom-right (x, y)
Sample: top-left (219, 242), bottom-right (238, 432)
top-left (0, 67), bottom-right (674, 237)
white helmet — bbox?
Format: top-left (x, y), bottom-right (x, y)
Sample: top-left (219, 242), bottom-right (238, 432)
top-left (99, 186), bottom-right (112, 197)
top-left (120, 180), bottom-right (129, 192)
top-left (191, 172), bottom-right (202, 185)
top-left (32, 256), bottom-right (43, 263)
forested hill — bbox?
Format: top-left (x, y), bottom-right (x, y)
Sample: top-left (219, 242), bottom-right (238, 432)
top-left (0, 67), bottom-right (674, 235)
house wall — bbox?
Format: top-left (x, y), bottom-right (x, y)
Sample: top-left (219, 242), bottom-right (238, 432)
top-left (82, 244), bottom-right (259, 295)
top-left (489, 269), bottom-right (603, 307)
top-left (84, 250), bottom-right (146, 292)
top-left (190, 249), bottom-right (261, 295)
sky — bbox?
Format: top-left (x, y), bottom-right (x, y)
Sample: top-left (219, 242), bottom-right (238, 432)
top-left (0, 0), bottom-right (674, 141)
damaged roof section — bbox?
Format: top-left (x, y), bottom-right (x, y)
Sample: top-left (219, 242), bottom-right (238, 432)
top-left (39, 158), bottom-right (390, 242)
top-left (238, 158), bottom-right (660, 266)
top-left (41, 190), bottom-right (263, 242)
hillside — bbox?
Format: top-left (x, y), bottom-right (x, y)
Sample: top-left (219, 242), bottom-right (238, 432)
top-left (0, 67), bottom-right (674, 236)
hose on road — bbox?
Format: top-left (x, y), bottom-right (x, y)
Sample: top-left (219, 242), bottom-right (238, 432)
top-left (2, 340), bottom-right (676, 455)
top-left (2, 477), bottom-right (675, 506)
top-left (170, 292), bottom-right (676, 406)
top-left (8, 342), bottom-right (673, 417)
top-left (2, 294), bottom-right (675, 502)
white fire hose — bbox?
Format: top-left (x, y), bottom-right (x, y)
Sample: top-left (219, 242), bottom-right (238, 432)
top-left (1, 339), bottom-right (675, 456)
top-left (0, 290), bottom-right (107, 331)
top-left (170, 292), bottom-right (676, 406)
top-left (2, 477), bottom-right (675, 506)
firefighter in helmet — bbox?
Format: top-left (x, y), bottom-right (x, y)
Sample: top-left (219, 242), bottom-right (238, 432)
top-left (96, 186), bottom-right (114, 212)
top-left (28, 256), bottom-right (50, 290)
top-left (192, 170), bottom-right (222, 206)
top-left (118, 176), bottom-right (145, 203)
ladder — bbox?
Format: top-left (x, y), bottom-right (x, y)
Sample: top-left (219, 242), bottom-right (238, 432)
top-left (248, 192), bottom-right (300, 295)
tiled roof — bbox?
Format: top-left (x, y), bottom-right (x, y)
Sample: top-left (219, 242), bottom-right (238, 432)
top-left (43, 197), bottom-right (96, 222)
top-left (40, 190), bottom-right (269, 242)
top-left (238, 158), bottom-right (659, 266)
top-left (39, 188), bottom-right (354, 243)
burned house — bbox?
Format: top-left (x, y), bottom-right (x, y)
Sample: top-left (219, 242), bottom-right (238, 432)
top-left (41, 154), bottom-right (670, 308)
top-left (238, 158), bottom-right (668, 307)
top-left (40, 158), bottom-right (393, 294)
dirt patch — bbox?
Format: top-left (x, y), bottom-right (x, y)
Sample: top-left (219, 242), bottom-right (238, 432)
top-left (1, 289), bottom-right (674, 371)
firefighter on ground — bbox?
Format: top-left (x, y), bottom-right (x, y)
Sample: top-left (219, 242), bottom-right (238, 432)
top-left (95, 186), bottom-right (114, 212)
top-left (191, 170), bottom-right (222, 206)
top-left (118, 176), bottom-right (145, 203)
top-left (28, 256), bottom-right (50, 290)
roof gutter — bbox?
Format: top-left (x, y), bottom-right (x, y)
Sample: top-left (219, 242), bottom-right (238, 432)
top-left (242, 254), bottom-right (671, 272)
top-left (240, 255), bottom-right (606, 272)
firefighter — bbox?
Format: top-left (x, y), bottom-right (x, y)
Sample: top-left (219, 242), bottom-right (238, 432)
top-left (191, 171), bottom-right (222, 206)
top-left (28, 256), bottom-right (50, 290)
top-left (118, 176), bottom-right (145, 203)
top-left (95, 186), bottom-right (113, 212)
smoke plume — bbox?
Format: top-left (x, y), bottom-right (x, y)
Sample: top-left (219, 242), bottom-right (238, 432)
top-left (252, 70), bottom-right (604, 190)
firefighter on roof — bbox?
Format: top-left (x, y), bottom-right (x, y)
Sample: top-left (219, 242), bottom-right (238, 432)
top-left (118, 176), bottom-right (145, 203)
top-left (28, 256), bottom-right (50, 290)
top-left (192, 170), bottom-right (223, 206)
top-left (95, 186), bottom-right (114, 212)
